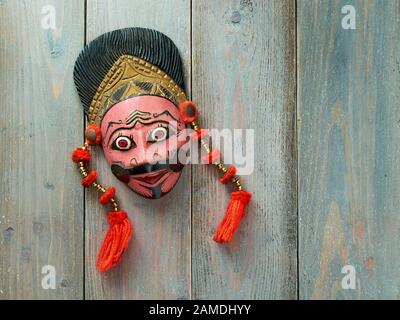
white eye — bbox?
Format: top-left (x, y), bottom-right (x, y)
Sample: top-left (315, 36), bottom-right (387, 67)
top-left (114, 136), bottom-right (132, 150)
top-left (148, 126), bottom-right (168, 142)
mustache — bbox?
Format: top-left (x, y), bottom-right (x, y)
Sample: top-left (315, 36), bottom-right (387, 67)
top-left (111, 161), bottom-right (184, 182)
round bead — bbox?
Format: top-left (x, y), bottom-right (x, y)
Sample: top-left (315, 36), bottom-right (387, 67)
top-left (71, 148), bottom-right (90, 163)
top-left (99, 187), bottom-right (116, 205)
top-left (179, 101), bottom-right (199, 124)
top-left (85, 124), bottom-right (102, 145)
top-left (81, 170), bottom-right (98, 188)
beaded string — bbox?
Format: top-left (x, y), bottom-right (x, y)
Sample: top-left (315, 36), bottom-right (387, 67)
top-left (77, 142), bottom-right (119, 211)
top-left (179, 101), bottom-right (251, 244)
top-left (191, 120), bottom-right (243, 191)
top-left (71, 123), bottom-right (133, 272)
top-left (179, 101), bottom-right (244, 191)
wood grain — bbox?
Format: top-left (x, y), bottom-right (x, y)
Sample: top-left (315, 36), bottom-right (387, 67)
top-left (191, 0), bottom-right (297, 299)
top-left (0, 0), bottom-right (84, 299)
top-left (298, 0), bottom-right (400, 299)
top-left (85, 0), bottom-right (191, 299)
top-left (2, 0), bottom-right (398, 300)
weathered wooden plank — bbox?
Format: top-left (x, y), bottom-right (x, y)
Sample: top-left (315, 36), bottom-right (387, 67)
top-left (0, 0), bottom-right (84, 299)
top-left (85, 0), bottom-right (191, 299)
top-left (298, 0), bottom-right (400, 299)
top-left (191, 0), bottom-right (297, 299)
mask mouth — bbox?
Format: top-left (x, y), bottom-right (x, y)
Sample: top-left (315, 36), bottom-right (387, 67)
top-left (111, 161), bottom-right (184, 183)
top-left (131, 169), bottom-right (169, 184)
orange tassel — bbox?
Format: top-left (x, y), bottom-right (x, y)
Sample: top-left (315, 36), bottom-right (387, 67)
top-left (96, 210), bottom-right (133, 272)
top-left (213, 191), bottom-right (252, 243)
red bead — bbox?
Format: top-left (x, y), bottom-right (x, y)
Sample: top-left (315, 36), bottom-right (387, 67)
top-left (99, 187), bottom-right (116, 205)
top-left (82, 171), bottom-right (97, 187)
top-left (220, 166), bottom-right (237, 184)
top-left (72, 148), bottom-right (91, 163)
top-left (179, 101), bottom-right (198, 124)
top-left (85, 124), bottom-right (102, 145)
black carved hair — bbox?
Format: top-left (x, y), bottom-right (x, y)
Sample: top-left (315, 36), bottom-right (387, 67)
top-left (73, 27), bottom-right (185, 116)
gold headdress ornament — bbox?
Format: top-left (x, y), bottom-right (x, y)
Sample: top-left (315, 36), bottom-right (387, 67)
top-left (88, 55), bottom-right (187, 124)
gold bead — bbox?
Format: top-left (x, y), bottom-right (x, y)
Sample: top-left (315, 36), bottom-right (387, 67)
top-left (200, 141), bottom-right (210, 153)
top-left (216, 163), bottom-right (227, 173)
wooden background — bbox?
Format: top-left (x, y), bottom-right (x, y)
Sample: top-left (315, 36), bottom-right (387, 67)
top-left (0, 0), bottom-right (399, 299)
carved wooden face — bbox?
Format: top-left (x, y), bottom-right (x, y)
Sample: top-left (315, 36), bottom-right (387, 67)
top-left (100, 95), bottom-right (186, 199)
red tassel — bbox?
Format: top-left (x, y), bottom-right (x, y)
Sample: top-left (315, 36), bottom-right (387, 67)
top-left (213, 191), bottom-right (252, 243)
top-left (96, 210), bottom-right (133, 272)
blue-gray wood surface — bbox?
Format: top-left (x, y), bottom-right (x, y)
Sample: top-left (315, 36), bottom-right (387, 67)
top-left (298, 0), bottom-right (400, 299)
top-left (0, 0), bottom-right (399, 299)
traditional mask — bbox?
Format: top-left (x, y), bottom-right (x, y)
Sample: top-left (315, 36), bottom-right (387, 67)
top-left (101, 95), bottom-right (187, 199)
top-left (74, 29), bottom-right (189, 199)
top-left (71, 28), bottom-right (251, 272)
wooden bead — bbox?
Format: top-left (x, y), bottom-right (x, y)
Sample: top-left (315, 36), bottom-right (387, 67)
top-left (85, 128), bottom-right (97, 142)
top-left (85, 124), bottom-right (102, 145)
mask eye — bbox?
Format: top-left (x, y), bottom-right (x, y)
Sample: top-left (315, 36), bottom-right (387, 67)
top-left (148, 126), bottom-right (169, 143)
top-left (112, 136), bottom-right (133, 150)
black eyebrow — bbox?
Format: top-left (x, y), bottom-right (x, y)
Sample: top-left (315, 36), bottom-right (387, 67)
top-left (107, 120), bottom-right (177, 145)
top-left (106, 120), bottom-right (123, 135)
top-left (105, 110), bottom-right (152, 135)
top-left (152, 110), bottom-right (180, 122)
top-left (126, 110), bottom-right (152, 125)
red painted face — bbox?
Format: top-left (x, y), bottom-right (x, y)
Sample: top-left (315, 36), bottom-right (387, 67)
top-left (100, 95), bottom-right (186, 199)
